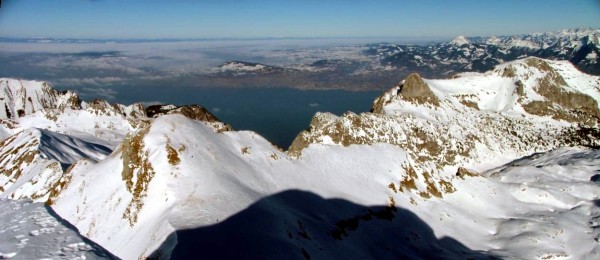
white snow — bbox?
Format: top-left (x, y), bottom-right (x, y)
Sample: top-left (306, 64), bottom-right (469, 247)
top-left (450, 35), bottom-right (470, 46)
top-left (0, 199), bottom-right (110, 259)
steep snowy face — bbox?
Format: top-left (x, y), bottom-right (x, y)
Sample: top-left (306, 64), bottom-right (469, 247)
top-left (0, 78), bottom-right (80, 120)
top-left (0, 128), bottom-right (111, 201)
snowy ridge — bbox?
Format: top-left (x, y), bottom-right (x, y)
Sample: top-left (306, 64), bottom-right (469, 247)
top-left (49, 115), bottom-right (415, 259)
top-left (0, 128), bottom-right (111, 201)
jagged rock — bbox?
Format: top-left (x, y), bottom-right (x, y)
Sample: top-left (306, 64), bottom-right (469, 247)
top-left (146, 104), bottom-right (232, 132)
top-left (503, 58), bottom-right (600, 125)
top-left (455, 167), bottom-right (479, 179)
top-left (0, 78), bottom-right (81, 119)
top-left (397, 73), bottom-right (440, 106)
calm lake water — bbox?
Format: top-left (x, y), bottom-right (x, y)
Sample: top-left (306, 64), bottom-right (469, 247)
top-left (115, 87), bottom-right (382, 149)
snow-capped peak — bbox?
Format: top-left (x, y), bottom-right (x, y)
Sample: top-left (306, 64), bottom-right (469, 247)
top-left (450, 35), bottom-right (470, 45)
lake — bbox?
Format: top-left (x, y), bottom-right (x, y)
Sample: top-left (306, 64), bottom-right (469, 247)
top-left (113, 87), bottom-right (383, 149)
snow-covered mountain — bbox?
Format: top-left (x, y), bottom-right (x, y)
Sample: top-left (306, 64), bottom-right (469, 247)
top-left (368, 28), bottom-right (600, 76)
top-left (0, 78), bottom-right (80, 120)
top-left (2, 57), bottom-right (600, 259)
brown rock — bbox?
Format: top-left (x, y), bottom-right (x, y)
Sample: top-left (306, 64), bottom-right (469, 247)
top-left (398, 73), bottom-right (440, 106)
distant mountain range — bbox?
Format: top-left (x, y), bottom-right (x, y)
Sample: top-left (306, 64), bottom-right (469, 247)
top-left (210, 28), bottom-right (600, 90)
top-left (367, 28), bottom-right (600, 76)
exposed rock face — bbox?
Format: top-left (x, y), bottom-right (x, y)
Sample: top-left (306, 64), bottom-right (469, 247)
top-left (372, 73), bottom-right (440, 113)
top-left (86, 99), bottom-right (116, 115)
top-left (120, 126), bottom-right (155, 226)
top-left (82, 99), bottom-right (147, 119)
top-left (0, 130), bottom-right (52, 200)
top-left (397, 73), bottom-right (440, 106)
top-left (514, 58), bottom-right (600, 124)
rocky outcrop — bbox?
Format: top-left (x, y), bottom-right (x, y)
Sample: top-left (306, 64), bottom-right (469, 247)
top-left (146, 104), bottom-right (232, 132)
top-left (515, 58), bottom-right (600, 125)
top-left (398, 73), bottom-right (440, 106)
top-left (120, 126), bottom-right (155, 226)
top-left (371, 73), bottom-right (440, 114)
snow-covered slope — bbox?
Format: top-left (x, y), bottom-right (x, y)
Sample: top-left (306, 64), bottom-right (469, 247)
top-left (165, 147), bottom-right (600, 259)
top-left (49, 114), bottom-right (419, 259)
top-left (0, 199), bottom-right (111, 259)
top-left (2, 57), bottom-right (600, 259)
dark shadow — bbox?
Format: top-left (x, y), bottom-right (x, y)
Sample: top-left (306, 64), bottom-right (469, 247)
top-left (44, 204), bottom-right (119, 260)
top-left (488, 148), bottom-right (600, 176)
top-left (151, 190), bottom-right (498, 260)
top-left (38, 128), bottom-right (113, 171)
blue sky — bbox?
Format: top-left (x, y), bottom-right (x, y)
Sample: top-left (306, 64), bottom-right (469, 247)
top-left (0, 0), bottom-right (599, 39)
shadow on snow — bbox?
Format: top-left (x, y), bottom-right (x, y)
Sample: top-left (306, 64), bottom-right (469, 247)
top-left (151, 190), bottom-right (498, 260)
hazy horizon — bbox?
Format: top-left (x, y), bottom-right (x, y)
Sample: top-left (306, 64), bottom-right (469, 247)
top-left (1, 0), bottom-right (598, 39)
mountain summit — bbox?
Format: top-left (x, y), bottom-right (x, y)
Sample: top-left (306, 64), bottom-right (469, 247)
top-left (450, 35), bottom-right (470, 46)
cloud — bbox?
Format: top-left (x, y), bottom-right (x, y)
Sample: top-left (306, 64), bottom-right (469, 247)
top-left (140, 101), bottom-right (163, 107)
top-left (54, 77), bottom-right (124, 87)
top-left (81, 87), bottom-right (118, 100)
top-left (309, 103), bottom-right (319, 107)
top-left (35, 55), bottom-right (146, 75)
top-left (212, 107), bottom-right (221, 113)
